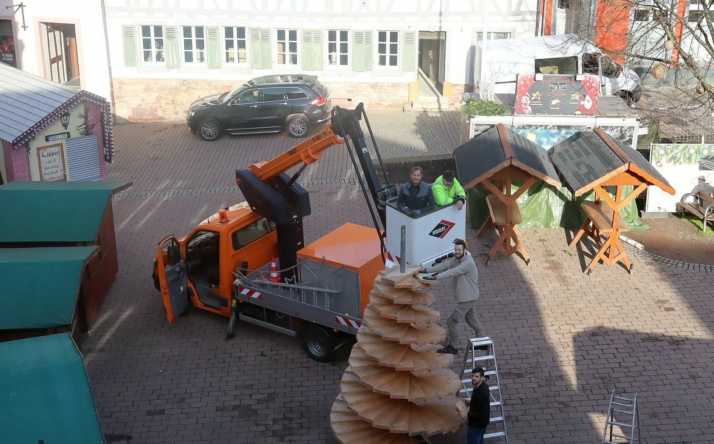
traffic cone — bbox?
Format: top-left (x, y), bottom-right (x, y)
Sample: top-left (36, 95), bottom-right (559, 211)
top-left (268, 257), bottom-right (281, 282)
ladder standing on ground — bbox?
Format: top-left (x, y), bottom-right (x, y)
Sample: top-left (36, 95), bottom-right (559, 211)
top-left (602, 389), bottom-right (640, 443)
top-left (459, 337), bottom-right (508, 442)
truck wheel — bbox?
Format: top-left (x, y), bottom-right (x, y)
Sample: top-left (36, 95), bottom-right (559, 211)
top-left (199, 118), bottom-right (222, 141)
top-left (287, 114), bottom-right (309, 138)
top-left (301, 325), bottom-right (335, 362)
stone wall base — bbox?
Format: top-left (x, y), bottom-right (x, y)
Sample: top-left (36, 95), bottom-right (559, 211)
top-left (112, 78), bottom-right (467, 122)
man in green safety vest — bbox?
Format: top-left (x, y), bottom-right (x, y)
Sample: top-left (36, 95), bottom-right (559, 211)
top-left (432, 170), bottom-right (466, 210)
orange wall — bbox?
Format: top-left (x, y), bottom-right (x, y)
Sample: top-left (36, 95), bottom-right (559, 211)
top-left (594, 0), bottom-right (632, 65)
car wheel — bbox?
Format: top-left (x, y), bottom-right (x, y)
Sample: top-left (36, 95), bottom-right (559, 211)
top-left (287, 114), bottom-right (309, 138)
top-left (300, 325), bottom-right (335, 362)
top-left (199, 118), bottom-right (222, 141)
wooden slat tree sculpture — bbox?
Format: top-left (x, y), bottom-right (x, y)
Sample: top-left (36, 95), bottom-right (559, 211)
top-left (330, 265), bottom-right (467, 443)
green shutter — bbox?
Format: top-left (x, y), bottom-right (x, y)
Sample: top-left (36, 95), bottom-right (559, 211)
top-left (206, 26), bottom-right (221, 69)
top-left (250, 28), bottom-right (272, 69)
top-left (353, 31), bottom-right (373, 72)
top-left (164, 26), bottom-right (180, 68)
top-left (122, 25), bottom-right (137, 67)
top-left (402, 31), bottom-right (416, 72)
top-left (302, 30), bottom-right (323, 71)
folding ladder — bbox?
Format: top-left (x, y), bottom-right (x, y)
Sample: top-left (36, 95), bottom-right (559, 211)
top-left (459, 336), bottom-right (508, 442)
top-left (602, 389), bottom-right (640, 443)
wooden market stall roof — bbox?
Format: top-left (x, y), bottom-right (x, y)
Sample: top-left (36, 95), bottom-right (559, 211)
top-left (0, 180), bottom-right (130, 243)
top-left (550, 128), bottom-right (675, 197)
top-left (0, 246), bottom-right (98, 330)
top-left (0, 62), bottom-right (115, 162)
top-left (453, 123), bottom-right (562, 189)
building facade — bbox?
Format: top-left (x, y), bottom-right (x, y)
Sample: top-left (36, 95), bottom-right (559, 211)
top-left (104, 0), bottom-right (540, 121)
top-left (0, 0), bottom-right (112, 102)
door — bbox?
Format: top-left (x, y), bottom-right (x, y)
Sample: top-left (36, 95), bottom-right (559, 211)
top-left (256, 87), bottom-right (288, 130)
top-left (225, 88), bottom-right (262, 131)
top-left (157, 236), bottom-right (189, 323)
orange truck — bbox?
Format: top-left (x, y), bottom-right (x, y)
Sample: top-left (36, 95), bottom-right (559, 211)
top-left (153, 104), bottom-right (465, 362)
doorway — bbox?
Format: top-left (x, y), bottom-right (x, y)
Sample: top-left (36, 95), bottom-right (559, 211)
top-left (40, 23), bottom-right (80, 87)
top-left (418, 31), bottom-right (446, 95)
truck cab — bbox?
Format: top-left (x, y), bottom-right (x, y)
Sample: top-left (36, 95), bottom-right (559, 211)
top-left (154, 202), bottom-right (278, 322)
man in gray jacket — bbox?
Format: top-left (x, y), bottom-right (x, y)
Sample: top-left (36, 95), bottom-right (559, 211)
top-left (422, 238), bottom-right (483, 355)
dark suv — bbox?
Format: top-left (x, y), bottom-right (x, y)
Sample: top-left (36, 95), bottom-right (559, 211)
top-left (187, 74), bottom-right (332, 141)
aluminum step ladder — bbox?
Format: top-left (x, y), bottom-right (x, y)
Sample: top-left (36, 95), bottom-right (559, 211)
top-left (459, 337), bottom-right (508, 442)
top-left (602, 389), bottom-right (640, 443)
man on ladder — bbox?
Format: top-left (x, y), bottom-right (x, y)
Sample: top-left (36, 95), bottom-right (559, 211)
top-left (465, 366), bottom-right (490, 444)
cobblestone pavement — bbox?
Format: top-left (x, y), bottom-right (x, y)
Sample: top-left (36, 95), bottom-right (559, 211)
top-left (85, 110), bottom-right (714, 443)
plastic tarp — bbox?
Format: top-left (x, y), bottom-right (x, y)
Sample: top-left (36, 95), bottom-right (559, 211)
top-left (0, 333), bottom-right (104, 443)
top-left (468, 181), bottom-right (647, 231)
top-left (0, 246), bottom-right (97, 329)
top-left (0, 180), bottom-right (128, 243)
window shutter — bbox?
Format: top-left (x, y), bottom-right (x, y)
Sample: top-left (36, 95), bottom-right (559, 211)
top-left (164, 26), bottom-right (180, 68)
top-left (206, 26), bottom-right (221, 69)
top-left (402, 31), bottom-right (416, 72)
top-left (122, 25), bottom-right (137, 67)
top-left (353, 31), bottom-right (373, 72)
top-left (250, 28), bottom-right (272, 69)
top-left (302, 30), bottom-right (323, 71)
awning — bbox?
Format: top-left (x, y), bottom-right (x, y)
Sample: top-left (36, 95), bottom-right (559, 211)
top-left (0, 180), bottom-right (130, 243)
top-left (0, 333), bottom-right (104, 443)
top-left (0, 246), bottom-right (98, 329)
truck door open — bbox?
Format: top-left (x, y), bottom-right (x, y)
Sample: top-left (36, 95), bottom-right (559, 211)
top-left (156, 236), bottom-right (188, 323)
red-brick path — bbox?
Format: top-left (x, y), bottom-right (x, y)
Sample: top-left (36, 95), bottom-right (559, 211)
top-left (85, 111), bottom-right (714, 443)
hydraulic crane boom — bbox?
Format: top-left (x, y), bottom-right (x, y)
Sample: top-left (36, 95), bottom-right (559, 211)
top-left (235, 103), bottom-right (396, 280)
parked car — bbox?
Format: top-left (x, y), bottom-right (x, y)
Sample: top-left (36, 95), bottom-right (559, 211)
top-left (187, 74), bottom-right (332, 141)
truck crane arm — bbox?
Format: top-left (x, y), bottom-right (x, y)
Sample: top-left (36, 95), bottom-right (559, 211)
top-left (234, 103), bottom-right (395, 280)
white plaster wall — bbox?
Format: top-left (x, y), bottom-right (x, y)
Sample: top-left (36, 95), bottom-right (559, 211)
top-left (0, 0), bottom-right (111, 101)
top-left (105, 0), bottom-right (538, 86)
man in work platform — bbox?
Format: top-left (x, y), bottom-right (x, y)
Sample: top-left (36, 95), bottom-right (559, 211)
top-left (432, 169), bottom-right (466, 210)
top-left (422, 238), bottom-right (483, 355)
top-left (397, 166), bottom-right (435, 217)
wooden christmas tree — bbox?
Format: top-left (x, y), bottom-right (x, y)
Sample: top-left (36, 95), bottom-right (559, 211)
top-left (330, 265), bottom-right (467, 443)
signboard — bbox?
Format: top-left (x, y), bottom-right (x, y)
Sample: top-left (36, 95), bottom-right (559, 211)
top-left (646, 144), bottom-right (714, 213)
top-left (45, 132), bottom-right (70, 142)
top-left (515, 74), bottom-right (599, 116)
top-left (37, 144), bottom-right (67, 181)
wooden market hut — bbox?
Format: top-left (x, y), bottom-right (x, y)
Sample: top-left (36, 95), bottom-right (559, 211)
top-left (453, 124), bottom-right (561, 265)
top-left (551, 128), bottom-right (675, 274)
top-left (0, 62), bottom-right (114, 184)
top-left (0, 180), bottom-right (129, 340)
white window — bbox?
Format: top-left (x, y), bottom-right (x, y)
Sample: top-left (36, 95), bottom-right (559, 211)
top-left (182, 26), bottom-right (206, 64)
top-left (476, 31), bottom-right (512, 42)
top-left (141, 25), bottom-right (164, 63)
top-left (224, 26), bottom-right (247, 64)
top-left (377, 31), bottom-right (399, 67)
top-left (328, 30), bottom-right (349, 66)
top-left (277, 29), bottom-right (298, 65)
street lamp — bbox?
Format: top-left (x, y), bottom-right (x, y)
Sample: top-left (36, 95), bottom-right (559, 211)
top-left (60, 111), bottom-right (70, 130)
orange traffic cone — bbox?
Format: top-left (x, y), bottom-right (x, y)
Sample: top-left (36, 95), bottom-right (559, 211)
top-left (268, 257), bottom-right (281, 282)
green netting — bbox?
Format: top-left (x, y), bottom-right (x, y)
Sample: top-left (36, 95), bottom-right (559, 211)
top-left (468, 180), bottom-right (647, 231)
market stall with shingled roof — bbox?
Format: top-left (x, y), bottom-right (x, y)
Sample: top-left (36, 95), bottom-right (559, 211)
top-left (551, 128), bottom-right (675, 274)
top-left (453, 123), bottom-right (562, 266)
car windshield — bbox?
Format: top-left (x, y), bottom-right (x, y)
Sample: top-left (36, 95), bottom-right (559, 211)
top-left (224, 84), bottom-right (249, 103)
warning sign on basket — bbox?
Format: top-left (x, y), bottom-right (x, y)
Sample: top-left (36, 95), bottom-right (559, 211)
top-left (37, 144), bottom-right (67, 181)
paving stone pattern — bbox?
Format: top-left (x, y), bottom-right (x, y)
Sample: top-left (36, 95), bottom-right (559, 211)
top-left (85, 110), bottom-right (714, 443)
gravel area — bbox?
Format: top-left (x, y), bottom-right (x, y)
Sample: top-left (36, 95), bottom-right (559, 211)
top-left (626, 214), bottom-right (714, 265)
